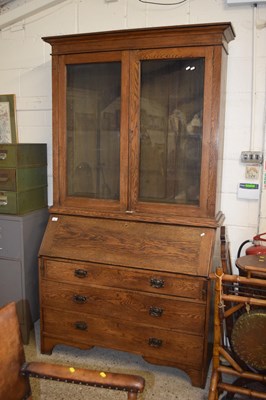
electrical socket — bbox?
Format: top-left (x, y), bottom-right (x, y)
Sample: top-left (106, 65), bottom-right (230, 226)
top-left (246, 165), bottom-right (259, 179)
top-left (240, 151), bottom-right (263, 164)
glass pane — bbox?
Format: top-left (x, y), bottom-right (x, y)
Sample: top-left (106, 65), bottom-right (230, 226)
top-left (66, 62), bottom-right (121, 200)
top-left (139, 58), bottom-right (204, 205)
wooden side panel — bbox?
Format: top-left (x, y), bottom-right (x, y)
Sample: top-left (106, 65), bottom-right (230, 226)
top-left (39, 214), bottom-right (215, 276)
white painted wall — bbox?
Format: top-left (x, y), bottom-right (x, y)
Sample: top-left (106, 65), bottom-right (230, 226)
top-left (0, 0), bottom-right (265, 266)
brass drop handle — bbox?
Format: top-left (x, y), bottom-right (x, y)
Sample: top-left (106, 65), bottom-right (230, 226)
top-left (74, 321), bottom-right (88, 331)
top-left (73, 294), bottom-right (87, 304)
top-left (150, 277), bottom-right (165, 289)
top-left (148, 338), bottom-right (163, 348)
top-left (74, 269), bottom-right (88, 278)
top-left (149, 306), bottom-right (164, 318)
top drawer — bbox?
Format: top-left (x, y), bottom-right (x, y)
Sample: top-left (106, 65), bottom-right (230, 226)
top-left (0, 144), bottom-right (47, 168)
top-left (41, 258), bottom-right (207, 301)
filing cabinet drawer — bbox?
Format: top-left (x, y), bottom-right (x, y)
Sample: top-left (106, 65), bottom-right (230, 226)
top-left (0, 169), bottom-right (16, 190)
top-left (0, 144), bottom-right (47, 168)
top-left (0, 187), bottom-right (47, 215)
top-left (0, 167), bottom-right (47, 192)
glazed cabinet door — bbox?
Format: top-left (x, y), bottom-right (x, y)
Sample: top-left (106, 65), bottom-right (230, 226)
top-left (52, 43), bottom-right (224, 220)
top-left (54, 51), bottom-right (129, 212)
top-left (129, 46), bottom-right (217, 218)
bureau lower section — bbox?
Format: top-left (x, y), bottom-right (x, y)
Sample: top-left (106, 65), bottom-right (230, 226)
top-left (39, 216), bottom-right (218, 388)
top-left (39, 257), bottom-right (212, 388)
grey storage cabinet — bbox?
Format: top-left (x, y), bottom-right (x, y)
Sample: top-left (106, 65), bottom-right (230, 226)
top-left (0, 208), bottom-right (48, 343)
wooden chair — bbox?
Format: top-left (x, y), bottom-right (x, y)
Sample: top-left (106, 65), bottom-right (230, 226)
top-left (208, 267), bottom-right (266, 400)
top-left (0, 302), bottom-right (145, 400)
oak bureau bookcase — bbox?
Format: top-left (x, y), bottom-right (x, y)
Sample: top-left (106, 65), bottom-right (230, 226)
top-left (39, 23), bottom-right (235, 388)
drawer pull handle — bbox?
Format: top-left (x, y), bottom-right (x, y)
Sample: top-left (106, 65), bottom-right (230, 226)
top-left (74, 321), bottom-right (87, 331)
top-left (150, 278), bottom-right (165, 289)
top-left (73, 294), bottom-right (87, 304)
top-left (0, 195), bottom-right (7, 206)
top-left (74, 269), bottom-right (88, 278)
top-left (148, 338), bottom-right (163, 348)
top-left (0, 152), bottom-right (7, 160)
top-left (0, 175), bottom-right (8, 182)
top-left (149, 306), bottom-right (163, 318)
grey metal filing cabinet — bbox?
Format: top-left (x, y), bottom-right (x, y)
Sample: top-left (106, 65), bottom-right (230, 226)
top-left (0, 208), bottom-right (48, 343)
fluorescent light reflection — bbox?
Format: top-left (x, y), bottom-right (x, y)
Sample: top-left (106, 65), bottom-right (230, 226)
top-left (185, 65), bottom-right (196, 71)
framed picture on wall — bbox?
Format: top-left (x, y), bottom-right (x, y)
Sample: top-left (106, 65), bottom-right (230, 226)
top-left (0, 94), bottom-right (18, 143)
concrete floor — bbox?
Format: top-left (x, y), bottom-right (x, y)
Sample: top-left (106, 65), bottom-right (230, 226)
top-left (24, 321), bottom-right (211, 400)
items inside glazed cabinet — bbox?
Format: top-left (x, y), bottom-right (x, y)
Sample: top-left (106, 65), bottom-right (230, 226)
top-left (39, 23), bottom-right (235, 388)
top-left (66, 54), bottom-right (204, 209)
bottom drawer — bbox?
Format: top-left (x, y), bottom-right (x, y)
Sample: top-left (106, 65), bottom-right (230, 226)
top-left (42, 307), bottom-right (204, 369)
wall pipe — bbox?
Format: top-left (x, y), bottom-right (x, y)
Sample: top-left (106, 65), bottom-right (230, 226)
top-left (250, 3), bottom-right (257, 151)
top-left (0, 0), bottom-right (66, 31)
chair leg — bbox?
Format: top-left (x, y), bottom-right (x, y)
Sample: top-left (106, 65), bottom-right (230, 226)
top-left (208, 370), bottom-right (219, 400)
